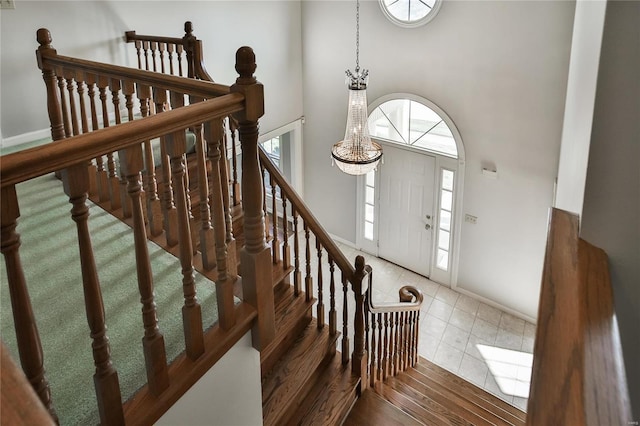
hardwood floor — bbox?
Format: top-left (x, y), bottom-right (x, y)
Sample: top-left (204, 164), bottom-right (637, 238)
top-left (346, 357), bottom-right (526, 426)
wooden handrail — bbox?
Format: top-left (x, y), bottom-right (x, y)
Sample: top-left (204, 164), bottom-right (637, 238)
top-left (0, 94), bottom-right (244, 187)
top-left (125, 31), bottom-right (184, 46)
top-left (527, 208), bottom-right (631, 425)
top-left (258, 148), bottom-right (356, 281)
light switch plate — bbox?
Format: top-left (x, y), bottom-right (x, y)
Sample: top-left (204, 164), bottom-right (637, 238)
top-left (1, 0), bottom-right (16, 9)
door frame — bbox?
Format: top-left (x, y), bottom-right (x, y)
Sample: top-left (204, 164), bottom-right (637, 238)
top-left (356, 93), bottom-right (465, 288)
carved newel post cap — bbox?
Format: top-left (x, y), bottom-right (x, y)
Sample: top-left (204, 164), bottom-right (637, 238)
top-left (355, 255), bottom-right (365, 273)
top-left (184, 21), bottom-right (193, 36)
top-left (36, 28), bottom-right (52, 47)
top-left (235, 46), bottom-right (257, 85)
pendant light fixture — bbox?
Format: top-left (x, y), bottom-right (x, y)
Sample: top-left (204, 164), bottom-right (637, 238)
top-left (331, 0), bottom-right (383, 176)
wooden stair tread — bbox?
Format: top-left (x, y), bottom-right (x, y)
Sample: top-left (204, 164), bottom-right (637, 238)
top-left (400, 369), bottom-right (518, 426)
top-left (377, 381), bottom-right (456, 426)
top-left (261, 319), bottom-right (339, 426)
top-left (288, 353), bottom-right (360, 426)
top-left (344, 389), bottom-right (423, 426)
top-left (414, 358), bottom-right (526, 423)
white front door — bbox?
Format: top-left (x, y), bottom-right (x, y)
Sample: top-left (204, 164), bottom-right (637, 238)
top-left (377, 145), bottom-right (436, 277)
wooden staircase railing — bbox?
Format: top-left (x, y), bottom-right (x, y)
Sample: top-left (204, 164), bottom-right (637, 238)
top-left (527, 208), bottom-right (631, 425)
top-left (0, 28), bottom-right (265, 425)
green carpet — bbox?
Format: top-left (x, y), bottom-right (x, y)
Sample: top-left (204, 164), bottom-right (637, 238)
top-left (1, 173), bottom-right (222, 424)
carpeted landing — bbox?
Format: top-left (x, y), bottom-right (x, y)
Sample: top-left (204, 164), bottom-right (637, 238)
top-left (0, 173), bottom-right (223, 424)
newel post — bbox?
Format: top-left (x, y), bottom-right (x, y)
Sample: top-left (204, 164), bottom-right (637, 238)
top-left (36, 29), bottom-right (65, 142)
top-left (231, 47), bottom-right (275, 350)
top-left (352, 255), bottom-right (369, 392)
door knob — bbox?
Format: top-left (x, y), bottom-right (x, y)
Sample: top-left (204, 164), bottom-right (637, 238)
top-left (425, 224), bottom-right (431, 230)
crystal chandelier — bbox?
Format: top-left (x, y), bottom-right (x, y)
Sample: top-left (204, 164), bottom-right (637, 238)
top-left (331, 0), bottom-right (382, 176)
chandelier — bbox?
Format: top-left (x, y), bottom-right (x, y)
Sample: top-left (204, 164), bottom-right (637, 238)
top-left (331, 0), bottom-right (382, 176)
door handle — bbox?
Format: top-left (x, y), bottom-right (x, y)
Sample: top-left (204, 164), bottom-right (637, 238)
top-left (425, 224), bottom-right (431, 230)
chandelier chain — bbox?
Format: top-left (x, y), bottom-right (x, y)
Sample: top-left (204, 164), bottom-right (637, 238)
top-left (355, 0), bottom-right (360, 72)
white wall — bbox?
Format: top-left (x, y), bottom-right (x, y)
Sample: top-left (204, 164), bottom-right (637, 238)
top-left (301, 1), bottom-right (575, 320)
top-left (0, 1), bottom-right (303, 141)
top-left (156, 332), bottom-right (263, 425)
top-left (580, 0), bottom-right (640, 417)
top-left (554, 0), bottom-right (607, 215)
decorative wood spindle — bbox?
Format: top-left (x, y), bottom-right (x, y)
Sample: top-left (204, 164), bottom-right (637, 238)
top-left (36, 29), bottom-right (65, 142)
top-left (62, 164), bottom-right (125, 424)
top-left (176, 44), bottom-right (184, 76)
top-left (192, 117), bottom-right (215, 270)
top-left (219, 130), bottom-right (238, 279)
top-left (383, 313), bottom-right (389, 380)
top-left (150, 42), bottom-right (158, 72)
top-left (1, 185), bottom-right (58, 423)
top-left (398, 311), bottom-right (405, 372)
top-left (231, 46), bottom-right (274, 349)
top-left (154, 88), bottom-right (178, 246)
top-left (167, 44), bottom-right (175, 75)
top-left (96, 76), bottom-right (122, 210)
top-left (304, 223), bottom-right (312, 303)
top-left (413, 311), bottom-right (420, 366)
top-left (205, 118), bottom-right (235, 330)
top-left (167, 123), bottom-right (205, 360)
top-left (316, 241), bottom-right (324, 328)
top-left (342, 273), bottom-right (350, 365)
top-left (133, 39), bottom-right (142, 69)
top-left (63, 71), bottom-right (79, 136)
top-left (261, 165), bottom-right (270, 242)
top-left (118, 142), bottom-right (170, 396)
top-left (143, 41), bottom-right (150, 70)
top-left (159, 42), bottom-right (166, 74)
top-left (74, 72), bottom-right (98, 197)
top-left (352, 255), bottom-right (368, 390)
top-left (281, 193), bottom-right (290, 271)
top-left (329, 256), bottom-right (337, 336)
top-left (369, 312), bottom-right (377, 388)
top-left (270, 173), bottom-right (281, 264)
top-left (56, 76), bottom-right (72, 138)
top-left (403, 312), bottom-right (410, 369)
top-left (86, 76), bottom-right (110, 202)
top-left (376, 313), bottom-right (383, 386)
top-left (137, 84), bottom-right (163, 237)
top-left (110, 79), bottom-right (132, 219)
top-left (391, 312), bottom-right (398, 376)
top-left (229, 118), bottom-right (241, 207)
top-left (292, 208), bottom-right (301, 296)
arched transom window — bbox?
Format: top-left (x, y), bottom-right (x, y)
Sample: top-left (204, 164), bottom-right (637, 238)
top-left (368, 99), bottom-right (458, 158)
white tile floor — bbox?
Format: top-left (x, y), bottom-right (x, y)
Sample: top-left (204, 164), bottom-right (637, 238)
top-left (335, 242), bottom-right (534, 412)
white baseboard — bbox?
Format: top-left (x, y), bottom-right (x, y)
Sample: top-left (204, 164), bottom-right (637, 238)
top-left (1, 128), bottom-right (50, 149)
top-left (453, 285), bottom-right (537, 325)
top-left (328, 233), bottom-right (356, 248)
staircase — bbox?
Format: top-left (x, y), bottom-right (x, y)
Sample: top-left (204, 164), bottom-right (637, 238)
top-left (347, 358), bottom-right (526, 426)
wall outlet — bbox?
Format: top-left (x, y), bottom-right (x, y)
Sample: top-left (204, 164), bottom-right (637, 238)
top-left (465, 214), bottom-right (477, 224)
top-left (0, 0), bottom-right (15, 9)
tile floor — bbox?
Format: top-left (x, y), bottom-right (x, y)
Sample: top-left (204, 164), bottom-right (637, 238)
top-left (335, 241), bottom-right (534, 412)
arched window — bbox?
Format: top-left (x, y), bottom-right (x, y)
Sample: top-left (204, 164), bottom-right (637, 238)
top-left (368, 99), bottom-right (458, 158)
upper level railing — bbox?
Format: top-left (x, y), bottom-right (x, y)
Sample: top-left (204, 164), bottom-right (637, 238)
top-left (526, 208), bottom-right (631, 425)
top-left (0, 28), bottom-right (265, 425)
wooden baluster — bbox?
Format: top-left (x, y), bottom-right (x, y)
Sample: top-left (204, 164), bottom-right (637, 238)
top-left (369, 311), bottom-right (376, 388)
top-left (86, 75), bottom-right (110, 202)
top-left (261, 165), bottom-right (270, 242)
top-left (408, 311), bottom-right (415, 367)
top-left (352, 255), bottom-right (368, 390)
top-left (63, 71), bottom-right (79, 136)
top-left (205, 118), bottom-right (235, 330)
top-left (220, 130), bottom-right (238, 279)
top-left (404, 312), bottom-right (411, 370)
top-left (342, 272), bottom-right (350, 365)
top-left (281, 193), bottom-right (290, 272)
top-left (183, 22), bottom-right (196, 79)
top-left (191, 115), bottom-right (215, 270)
top-left (134, 40), bottom-right (142, 69)
top-left (142, 41), bottom-right (150, 70)
top-left (413, 311), bottom-right (420, 367)
top-left (35, 30), bottom-right (65, 142)
top-left (270, 174), bottom-right (280, 264)
top-left (158, 42), bottom-right (166, 74)
top-left (1, 186), bottom-right (58, 423)
top-left (383, 313), bottom-right (389, 380)
top-left (154, 88), bottom-right (178, 246)
top-left (166, 119), bottom-right (205, 360)
top-left (62, 164), bottom-right (125, 424)
top-left (391, 312), bottom-right (398, 376)
top-left (292, 207), bottom-right (301, 296)
top-left (229, 119), bottom-right (241, 207)
top-left (118, 142), bottom-right (170, 396)
top-left (176, 44), bottom-right (184, 76)
top-left (231, 47), bottom-right (274, 349)
top-left (398, 312), bottom-right (405, 372)
top-left (316, 241), bottom-right (324, 328)
top-left (73, 71), bottom-right (98, 197)
top-left (110, 79), bottom-right (132, 219)
top-left (96, 76), bottom-right (121, 211)
top-left (56, 75), bottom-right (72, 138)
top-left (376, 313), bottom-right (383, 385)
top-left (304, 223), bottom-right (312, 303)
top-left (167, 44), bottom-right (175, 75)
top-left (150, 41), bottom-right (158, 72)
top-left (136, 84), bottom-right (163, 237)
top-left (329, 256), bottom-right (337, 336)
